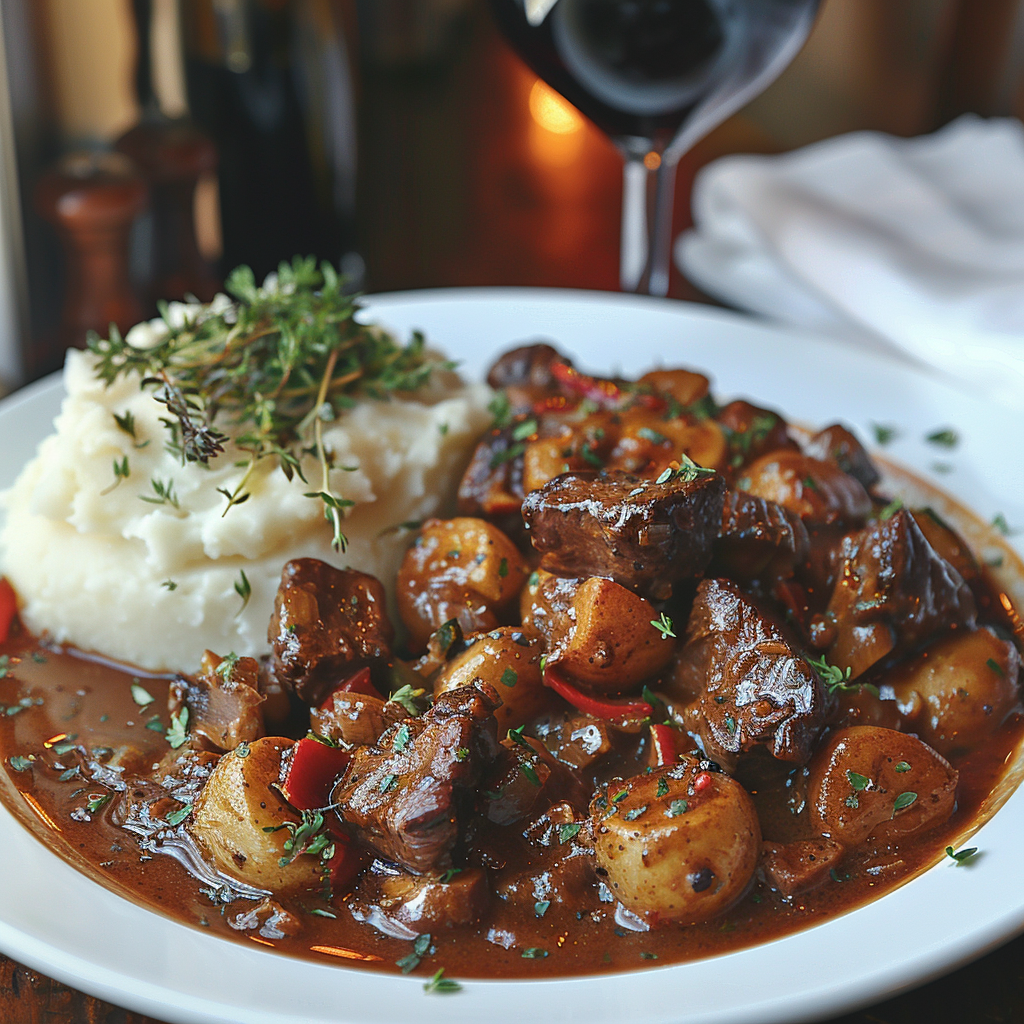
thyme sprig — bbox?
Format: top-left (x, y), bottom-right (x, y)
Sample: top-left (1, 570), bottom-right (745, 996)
top-left (87, 257), bottom-right (449, 550)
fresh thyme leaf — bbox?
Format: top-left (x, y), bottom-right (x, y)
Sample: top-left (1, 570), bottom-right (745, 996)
top-left (872, 423), bottom-right (897, 445)
top-left (423, 968), bottom-right (461, 993)
top-left (166, 707), bottom-right (189, 748)
top-left (161, 579), bottom-right (178, 591)
top-left (521, 948), bottom-right (548, 959)
top-left (926, 428), bottom-right (959, 448)
top-left (455, 747), bottom-right (469, 761)
top-left (0, 655), bottom-right (9, 679)
top-left (396, 952), bottom-right (421, 974)
top-left (892, 791), bottom-right (917, 814)
top-left (139, 477), bottom-right (179, 508)
top-left (894, 761), bottom-right (912, 773)
top-left (86, 794), bottom-right (111, 814)
top-left (379, 773), bottom-right (398, 793)
top-left (650, 612), bottom-right (675, 639)
top-left (490, 442), bottom-right (525, 469)
top-left (439, 868), bottom-right (461, 882)
top-left (806, 653), bottom-right (865, 695)
top-left (500, 667), bottom-right (518, 687)
top-left (498, 557), bottom-right (509, 578)
top-left (488, 393), bottom-right (512, 428)
top-left (945, 845), bottom-right (979, 864)
top-left (986, 657), bottom-right (1005, 677)
top-left (511, 418), bottom-right (538, 441)
top-left (216, 653), bottom-right (240, 679)
top-left (130, 683), bottom-right (155, 707)
top-left (9, 755), bottom-right (32, 771)
top-left (519, 761), bottom-right (541, 787)
top-left (534, 900), bottom-right (550, 917)
top-left (308, 908), bottom-right (336, 918)
top-left (992, 513), bottom-right (1012, 536)
top-left (234, 570), bottom-right (252, 614)
top-left (847, 771), bottom-right (870, 791)
top-left (165, 803), bottom-right (192, 826)
top-left (101, 455), bottom-right (130, 495)
top-left (667, 799), bottom-right (688, 817)
top-left (656, 777), bottom-right (669, 797)
top-left (113, 410), bottom-right (138, 439)
top-left (507, 724), bottom-right (529, 748)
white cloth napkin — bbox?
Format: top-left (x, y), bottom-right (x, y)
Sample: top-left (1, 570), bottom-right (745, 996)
top-left (676, 115), bottom-right (1024, 410)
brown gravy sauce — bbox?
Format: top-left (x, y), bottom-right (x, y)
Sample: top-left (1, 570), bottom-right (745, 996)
top-left (1, 463), bottom-right (1022, 981)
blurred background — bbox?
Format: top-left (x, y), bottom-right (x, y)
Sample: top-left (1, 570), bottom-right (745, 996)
top-left (1, 0), bottom-right (1023, 388)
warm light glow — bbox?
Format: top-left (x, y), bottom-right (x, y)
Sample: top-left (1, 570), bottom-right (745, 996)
top-left (20, 792), bottom-right (60, 832)
top-left (644, 151), bottom-right (662, 170)
top-left (43, 733), bottom-right (68, 748)
top-left (529, 80), bottom-right (584, 135)
top-left (310, 945), bottom-right (383, 962)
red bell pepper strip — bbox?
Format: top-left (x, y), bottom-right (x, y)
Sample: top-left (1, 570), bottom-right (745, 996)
top-left (281, 737), bottom-right (352, 812)
top-left (326, 833), bottom-right (365, 891)
top-left (0, 579), bottom-right (16, 644)
top-left (319, 665), bottom-right (378, 710)
top-left (550, 362), bottom-right (622, 408)
top-left (649, 723), bottom-right (678, 767)
top-left (543, 664), bottom-right (652, 721)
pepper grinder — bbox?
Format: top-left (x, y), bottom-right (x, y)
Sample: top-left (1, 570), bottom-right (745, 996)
top-left (35, 152), bottom-right (148, 365)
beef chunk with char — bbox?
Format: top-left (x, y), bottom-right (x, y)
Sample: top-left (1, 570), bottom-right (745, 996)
top-left (739, 450), bottom-right (872, 527)
top-left (333, 683), bottom-right (501, 875)
top-left (802, 423), bottom-right (880, 491)
top-left (717, 400), bottom-right (796, 470)
top-left (714, 489), bottom-right (810, 582)
top-left (671, 578), bottom-right (829, 768)
top-left (169, 650), bottom-right (265, 753)
top-left (522, 468), bottom-right (726, 601)
top-left (486, 343), bottom-right (568, 412)
top-left (269, 559), bottom-right (394, 706)
top-left (457, 421), bottom-right (527, 517)
top-left (815, 508), bottom-right (976, 679)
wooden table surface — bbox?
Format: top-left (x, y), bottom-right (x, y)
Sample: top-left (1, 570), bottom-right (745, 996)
top-left (3, 4), bottom-right (1022, 1021)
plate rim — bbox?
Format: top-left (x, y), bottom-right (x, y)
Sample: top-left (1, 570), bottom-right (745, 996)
top-left (0, 286), bottom-right (1022, 1024)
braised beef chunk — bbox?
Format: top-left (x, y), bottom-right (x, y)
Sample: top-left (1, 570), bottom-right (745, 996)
top-left (820, 508), bottom-right (977, 679)
top-left (717, 400), bottom-right (795, 469)
top-left (673, 578), bottom-right (828, 767)
top-left (169, 650), bottom-right (265, 753)
top-left (334, 683), bottom-right (501, 874)
top-left (760, 838), bottom-right (844, 896)
top-left (739, 450), bottom-right (872, 527)
top-left (803, 424), bottom-right (880, 490)
top-left (269, 559), bottom-right (394, 706)
top-left (522, 468), bottom-right (727, 601)
top-left (714, 489), bottom-right (809, 582)
top-left (457, 422), bottom-right (527, 517)
top-left (486, 343), bottom-right (568, 412)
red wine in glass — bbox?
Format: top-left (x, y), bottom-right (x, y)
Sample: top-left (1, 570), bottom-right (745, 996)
top-left (490, 0), bottom-right (821, 295)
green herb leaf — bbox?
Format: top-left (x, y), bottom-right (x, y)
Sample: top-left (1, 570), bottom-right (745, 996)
top-left (166, 707), bottom-right (189, 748)
top-left (847, 771), bottom-right (870, 791)
top-left (992, 513), bottom-right (1011, 536)
top-left (945, 845), bottom-right (979, 864)
top-left (623, 806), bottom-right (647, 821)
top-left (656, 777), bottom-right (669, 797)
top-left (894, 761), bottom-right (912, 773)
top-left (521, 948), bottom-right (548, 959)
top-left (423, 968), bottom-right (461, 993)
top-left (519, 761), bottom-right (541, 787)
top-left (379, 773), bottom-right (398, 794)
top-left (558, 822), bottom-right (581, 844)
top-left (488, 393), bottom-right (512, 428)
top-left (165, 803), bottom-right (193, 826)
top-left (534, 900), bottom-right (550, 917)
top-left (511, 418), bottom-right (538, 442)
top-left (86, 794), bottom-right (111, 814)
top-left (393, 723), bottom-right (411, 753)
top-left (500, 667), bottom-right (518, 688)
top-left (986, 657), bottom-right (1005, 677)
top-left (872, 423), bottom-right (897, 445)
top-left (161, 579), bottom-right (178, 591)
top-left (926, 428), bottom-right (959, 448)
top-left (650, 612), bottom-right (675, 639)
top-left (9, 755), bottom-right (33, 772)
top-left (879, 497), bottom-right (904, 521)
top-left (455, 747), bottom-right (469, 761)
top-left (892, 791), bottom-right (917, 814)
top-left (667, 799), bottom-right (688, 817)
top-left (234, 570), bottom-right (252, 614)
top-left (130, 683), bottom-right (155, 707)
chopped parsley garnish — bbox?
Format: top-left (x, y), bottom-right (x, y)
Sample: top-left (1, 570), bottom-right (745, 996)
top-left (640, 952), bottom-right (658, 960)
top-left (945, 845), bottom-right (979, 865)
top-left (656, 777), bottom-right (669, 797)
top-left (667, 800), bottom-right (688, 817)
top-left (872, 423), bottom-right (897, 445)
top-left (806, 653), bottom-right (875, 696)
top-left (86, 794), bottom-right (111, 814)
top-left (926, 428), bottom-right (959, 448)
top-left (992, 513), bottom-right (1012, 536)
top-left (500, 667), bottom-right (518, 688)
top-left (488, 393), bottom-right (512, 428)
top-left (878, 497), bottom-right (903, 521)
top-left (650, 612), bottom-right (675, 639)
top-left (534, 900), bottom-right (550, 917)
top-left (490, 442), bottom-right (526, 468)
top-left (215, 653), bottom-right (240, 680)
top-left (455, 747), bottom-right (469, 762)
top-left (130, 683), bottom-right (154, 707)
top-left (498, 557), bottom-right (509, 578)
top-left (558, 822), bottom-right (581, 843)
top-left (623, 806), bottom-right (647, 821)
top-left (392, 724), bottom-right (411, 753)
top-left (894, 761), bottom-right (912, 773)
top-left (166, 707), bottom-right (189, 748)
top-left (986, 658), bottom-right (1005, 677)
top-left (655, 453), bottom-right (715, 485)
top-left (637, 427), bottom-right (667, 445)
top-left (161, 579), bottom-right (178, 591)
top-left (9, 755), bottom-right (32, 772)
top-left (519, 762), bottom-right (541, 787)
top-left (423, 968), bottom-right (460, 993)
top-left (521, 948), bottom-right (548, 959)
top-left (439, 868), bottom-right (461, 883)
top-left (389, 684), bottom-right (425, 716)
top-left (165, 803), bottom-right (193, 826)
top-left (511, 418), bottom-right (538, 441)
top-left (379, 773), bottom-right (398, 794)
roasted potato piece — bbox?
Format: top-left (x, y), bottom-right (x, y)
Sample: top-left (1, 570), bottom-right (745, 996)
top-left (636, 367), bottom-right (710, 407)
top-left (807, 726), bottom-right (958, 846)
top-left (433, 625), bottom-right (546, 732)
top-left (191, 737), bottom-right (324, 892)
top-left (887, 627), bottom-right (1021, 756)
top-left (592, 760), bottom-right (760, 925)
top-left (608, 411), bottom-right (728, 477)
top-left (397, 518), bottom-right (528, 652)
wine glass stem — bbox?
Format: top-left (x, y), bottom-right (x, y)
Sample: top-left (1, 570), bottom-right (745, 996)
top-left (619, 154), bottom-right (680, 298)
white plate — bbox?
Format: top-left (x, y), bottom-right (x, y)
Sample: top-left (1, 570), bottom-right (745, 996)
top-left (0, 288), bottom-right (1022, 1024)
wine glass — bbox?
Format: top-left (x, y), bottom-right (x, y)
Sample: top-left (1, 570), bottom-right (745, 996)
top-left (490, 0), bottom-right (821, 296)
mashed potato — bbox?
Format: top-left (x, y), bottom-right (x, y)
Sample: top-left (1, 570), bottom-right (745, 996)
top-left (1, 347), bottom-right (491, 672)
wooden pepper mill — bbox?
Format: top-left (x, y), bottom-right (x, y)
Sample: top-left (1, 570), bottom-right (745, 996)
top-left (35, 152), bottom-right (148, 362)
top-left (116, 119), bottom-right (220, 304)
